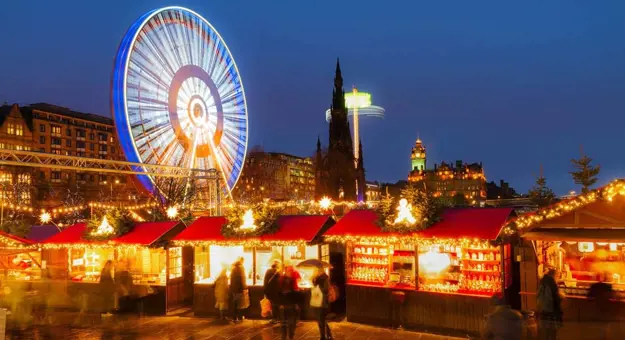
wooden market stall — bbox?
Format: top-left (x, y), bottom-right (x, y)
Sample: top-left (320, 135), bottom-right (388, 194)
top-left (0, 231), bottom-right (41, 282)
top-left (516, 180), bottom-right (625, 322)
top-left (172, 214), bottom-right (334, 319)
top-left (324, 207), bottom-right (517, 336)
top-left (41, 221), bottom-right (190, 315)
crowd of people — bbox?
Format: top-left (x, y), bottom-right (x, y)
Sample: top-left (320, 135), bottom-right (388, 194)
top-left (213, 257), bottom-right (334, 340)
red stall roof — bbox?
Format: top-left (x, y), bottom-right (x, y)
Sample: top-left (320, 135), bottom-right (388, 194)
top-left (44, 221), bottom-right (180, 246)
top-left (419, 208), bottom-right (515, 240)
top-left (172, 216), bottom-right (227, 242)
top-left (173, 215), bottom-right (333, 244)
top-left (325, 208), bottom-right (514, 240)
top-left (0, 230), bottom-right (33, 245)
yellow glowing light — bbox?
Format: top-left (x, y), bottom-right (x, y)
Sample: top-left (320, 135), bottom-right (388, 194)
top-left (39, 212), bottom-right (52, 224)
top-left (578, 242), bottom-right (594, 253)
top-left (419, 250), bottom-right (451, 274)
top-left (240, 209), bottom-right (257, 230)
top-left (393, 198), bottom-right (417, 225)
top-left (92, 216), bottom-right (114, 236)
top-left (345, 92), bottom-right (372, 109)
top-left (609, 243), bottom-right (618, 251)
top-left (166, 206), bottom-right (178, 219)
top-left (319, 197), bottom-right (333, 210)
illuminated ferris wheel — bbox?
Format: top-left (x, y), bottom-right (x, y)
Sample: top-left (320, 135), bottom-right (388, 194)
top-left (111, 6), bottom-right (248, 194)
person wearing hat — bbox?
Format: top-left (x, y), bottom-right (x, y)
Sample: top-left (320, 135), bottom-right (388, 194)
top-left (481, 295), bottom-right (523, 340)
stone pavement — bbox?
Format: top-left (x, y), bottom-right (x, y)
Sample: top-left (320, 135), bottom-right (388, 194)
top-left (6, 314), bottom-right (464, 340)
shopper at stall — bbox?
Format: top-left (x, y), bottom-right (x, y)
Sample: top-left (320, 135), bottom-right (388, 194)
top-left (536, 268), bottom-right (562, 340)
top-left (311, 268), bottom-right (333, 340)
top-left (278, 266), bottom-right (299, 340)
top-left (264, 260), bottom-right (281, 324)
top-left (99, 260), bottom-right (116, 317)
top-left (229, 257), bottom-right (249, 322)
top-left (214, 266), bottom-right (229, 322)
top-left (481, 295), bottom-right (522, 340)
top-left (116, 260), bottom-right (134, 313)
top-left (587, 272), bottom-right (614, 339)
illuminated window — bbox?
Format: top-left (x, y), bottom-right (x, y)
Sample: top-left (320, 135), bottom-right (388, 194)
top-left (0, 172), bottom-right (13, 183)
top-left (7, 123), bottom-right (15, 135)
top-left (52, 149), bottom-right (61, 155)
top-left (16, 124), bottom-right (23, 136)
top-left (51, 125), bottom-right (61, 135)
top-left (17, 173), bottom-right (30, 184)
top-left (168, 247), bottom-right (183, 279)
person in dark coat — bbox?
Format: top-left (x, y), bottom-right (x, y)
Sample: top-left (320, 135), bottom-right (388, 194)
top-left (116, 260), bottom-right (134, 313)
top-left (229, 257), bottom-right (248, 322)
top-left (481, 295), bottom-right (523, 340)
top-left (99, 260), bottom-right (116, 316)
top-left (311, 268), bottom-right (333, 340)
top-left (278, 266), bottom-right (299, 340)
top-left (263, 260), bottom-right (281, 324)
top-left (536, 268), bottom-right (562, 340)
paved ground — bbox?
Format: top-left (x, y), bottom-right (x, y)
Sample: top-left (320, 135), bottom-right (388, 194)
top-left (6, 314), bottom-right (463, 340)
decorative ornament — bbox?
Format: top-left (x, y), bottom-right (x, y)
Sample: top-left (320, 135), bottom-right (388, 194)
top-left (84, 208), bottom-right (134, 241)
top-left (319, 197), bottom-right (333, 210)
top-left (39, 212), bottom-right (52, 224)
top-left (222, 203), bottom-right (282, 238)
top-left (92, 216), bottom-right (114, 236)
top-left (166, 206), bottom-right (179, 219)
top-left (393, 198), bottom-right (418, 225)
top-left (578, 242), bottom-right (594, 253)
top-left (375, 185), bottom-right (442, 233)
top-left (240, 209), bottom-right (257, 230)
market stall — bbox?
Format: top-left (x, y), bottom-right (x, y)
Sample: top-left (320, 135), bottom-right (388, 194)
top-left (514, 180), bottom-right (625, 322)
top-left (0, 231), bottom-right (40, 282)
top-left (172, 214), bottom-right (334, 318)
top-left (41, 220), bottom-right (188, 315)
top-left (324, 206), bottom-right (516, 336)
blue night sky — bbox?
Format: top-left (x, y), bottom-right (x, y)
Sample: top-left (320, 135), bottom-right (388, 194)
top-left (1, 0), bottom-right (624, 195)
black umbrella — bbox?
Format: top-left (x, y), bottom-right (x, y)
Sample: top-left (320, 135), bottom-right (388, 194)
top-left (295, 259), bottom-right (331, 269)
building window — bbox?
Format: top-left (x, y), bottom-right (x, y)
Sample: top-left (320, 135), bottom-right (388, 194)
top-left (39, 172), bottom-right (45, 180)
top-left (110, 136), bottom-right (115, 143)
top-left (98, 133), bottom-right (107, 142)
top-left (52, 149), bottom-right (61, 155)
top-left (66, 139), bottom-right (72, 147)
top-left (89, 174), bottom-right (95, 182)
top-left (64, 151), bottom-right (71, 156)
top-left (77, 141), bottom-right (85, 149)
top-left (111, 147), bottom-right (116, 153)
top-left (76, 129), bottom-right (86, 138)
top-left (51, 171), bottom-right (61, 182)
top-left (40, 124), bottom-right (46, 133)
top-left (39, 148), bottom-right (45, 153)
top-left (40, 136), bottom-right (45, 144)
top-left (51, 138), bottom-right (61, 146)
top-left (17, 173), bottom-right (31, 184)
top-left (51, 125), bottom-right (61, 136)
top-left (66, 128), bottom-right (72, 137)
top-left (100, 145), bottom-right (107, 152)
top-left (168, 247), bottom-right (183, 279)
top-left (89, 133), bottom-right (94, 140)
top-left (7, 123), bottom-right (15, 135)
top-left (89, 143), bottom-right (94, 151)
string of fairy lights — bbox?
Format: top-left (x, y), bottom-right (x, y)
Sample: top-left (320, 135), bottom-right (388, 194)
top-left (502, 179), bottom-right (625, 234)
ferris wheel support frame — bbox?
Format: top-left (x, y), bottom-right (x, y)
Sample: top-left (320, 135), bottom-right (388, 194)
top-left (0, 150), bottom-right (224, 214)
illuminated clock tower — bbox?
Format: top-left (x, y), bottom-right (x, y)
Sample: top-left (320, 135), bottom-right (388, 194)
top-left (411, 138), bottom-right (426, 171)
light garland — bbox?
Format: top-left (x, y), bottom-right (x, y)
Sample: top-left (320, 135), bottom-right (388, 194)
top-left (40, 242), bottom-right (145, 250)
top-left (504, 179), bottom-right (625, 234)
top-left (325, 235), bottom-right (499, 248)
top-left (0, 203), bottom-right (35, 213)
top-left (88, 202), bottom-right (158, 210)
top-left (172, 239), bottom-right (309, 247)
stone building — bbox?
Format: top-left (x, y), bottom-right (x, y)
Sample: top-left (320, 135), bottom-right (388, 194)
top-left (0, 103), bottom-right (142, 208)
top-left (233, 150), bottom-right (315, 202)
top-left (407, 137), bottom-right (486, 205)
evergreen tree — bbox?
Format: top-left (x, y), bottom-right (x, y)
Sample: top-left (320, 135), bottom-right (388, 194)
top-left (570, 147), bottom-right (600, 194)
top-left (528, 173), bottom-right (556, 207)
